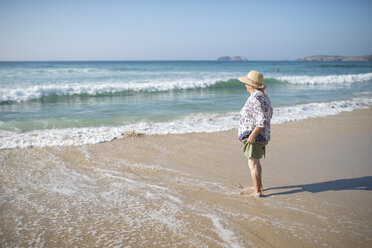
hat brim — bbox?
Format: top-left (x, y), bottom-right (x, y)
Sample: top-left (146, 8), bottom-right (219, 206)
top-left (238, 76), bottom-right (258, 88)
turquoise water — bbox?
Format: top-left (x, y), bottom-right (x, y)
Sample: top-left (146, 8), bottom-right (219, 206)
top-left (0, 61), bottom-right (371, 148)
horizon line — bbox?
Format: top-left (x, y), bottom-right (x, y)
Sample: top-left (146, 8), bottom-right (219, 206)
top-left (0, 59), bottom-right (312, 62)
top-left (1, 54), bottom-right (371, 63)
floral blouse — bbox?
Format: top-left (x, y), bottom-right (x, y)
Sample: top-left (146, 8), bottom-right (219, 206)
top-left (238, 91), bottom-right (273, 142)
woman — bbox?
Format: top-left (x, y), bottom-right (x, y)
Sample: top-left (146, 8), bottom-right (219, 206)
top-left (238, 70), bottom-right (273, 197)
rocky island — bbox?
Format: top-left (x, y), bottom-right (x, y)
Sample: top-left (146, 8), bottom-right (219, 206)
top-left (217, 56), bottom-right (248, 61)
top-left (297, 55), bottom-right (372, 62)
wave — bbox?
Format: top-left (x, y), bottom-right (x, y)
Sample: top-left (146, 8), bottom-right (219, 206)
top-left (1, 72), bottom-right (371, 103)
top-left (275, 72), bottom-right (372, 85)
top-left (0, 78), bottom-right (232, 103)
top-left (1, 97), bottom-right (371, 149)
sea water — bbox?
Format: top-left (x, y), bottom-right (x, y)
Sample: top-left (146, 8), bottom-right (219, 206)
top-left (0, 61), bottom-right (371, 149)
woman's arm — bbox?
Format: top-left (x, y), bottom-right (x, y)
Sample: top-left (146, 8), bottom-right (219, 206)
top-left (247, 95), bottom-right (266, 143)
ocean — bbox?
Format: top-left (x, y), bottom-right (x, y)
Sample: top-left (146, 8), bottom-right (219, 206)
top-left (0, 60), bottom-right (371, 149)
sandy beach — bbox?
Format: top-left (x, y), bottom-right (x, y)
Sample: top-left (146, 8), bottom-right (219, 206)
top-left (1, 108), bottom-right (372, 247)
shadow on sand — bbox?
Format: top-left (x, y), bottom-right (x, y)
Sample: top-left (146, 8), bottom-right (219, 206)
top-left (264, 176), bottom-right (372, 197)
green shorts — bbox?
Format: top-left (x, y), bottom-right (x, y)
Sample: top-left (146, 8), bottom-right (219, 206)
top-left (243, 141), bottom-right (268, 159)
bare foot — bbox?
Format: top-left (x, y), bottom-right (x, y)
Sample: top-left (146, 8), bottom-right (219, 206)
top-left (249, 192), bottom-right (263, 198)
top-left (238, 183), bottom-right (264, 195)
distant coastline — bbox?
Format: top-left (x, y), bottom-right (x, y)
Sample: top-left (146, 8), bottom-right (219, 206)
top-left (297, 55), bottom-right (372, 62)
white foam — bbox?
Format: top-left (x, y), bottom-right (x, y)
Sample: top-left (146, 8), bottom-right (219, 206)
top-left (275, 72), bottom-right (372, 85)
top-left (0, 97), bottom-right (371, 149)
top-left (205, 214), bottom-right (244, 248)
top-left (0, 126), bottom-right (125, 149)
top-left (271, 97), bottom-right (372, 124)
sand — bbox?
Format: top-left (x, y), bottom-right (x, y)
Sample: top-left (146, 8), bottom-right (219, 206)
top-left (1, 108), bottom-right (372, 247)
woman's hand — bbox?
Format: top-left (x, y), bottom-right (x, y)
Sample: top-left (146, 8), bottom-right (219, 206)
top-left (247, 127), bottom-right (264, 144)
top-left (247, 134), bottom-right (256, 144)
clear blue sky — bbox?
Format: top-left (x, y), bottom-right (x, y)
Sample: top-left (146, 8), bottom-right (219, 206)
top-left (0, 0), bottom-right (371, 60)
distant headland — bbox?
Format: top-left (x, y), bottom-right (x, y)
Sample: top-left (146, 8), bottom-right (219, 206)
top-left (217, 56), bottom-right (248, 61)
top-left (297, 55), bottom-right (372, 62)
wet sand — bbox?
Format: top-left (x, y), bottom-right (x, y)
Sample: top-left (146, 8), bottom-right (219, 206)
top-left (1, 108), bottom-right (372, 247)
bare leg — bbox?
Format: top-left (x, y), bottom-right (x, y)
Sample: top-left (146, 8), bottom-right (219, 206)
top-left (257, 160), bottom-right (263, 191)
top-left (248, 158), bottom-right (263, 197)
top-left (249, 160), bottom-right (263, 191)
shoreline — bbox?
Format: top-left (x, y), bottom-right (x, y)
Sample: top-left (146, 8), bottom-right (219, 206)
top-left (1, 108), bottom-right (372, 247)
top-left (1, 100), bottom-right (371, 150)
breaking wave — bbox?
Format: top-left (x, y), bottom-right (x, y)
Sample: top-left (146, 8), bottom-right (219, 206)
top-left (276, 72), bottom-right (372, 85)
top-left (1, 72), bottom-right (371, 103)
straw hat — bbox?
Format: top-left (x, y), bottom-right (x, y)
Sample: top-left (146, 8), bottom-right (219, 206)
top-left (238, 70), bottom-right (264, 89)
